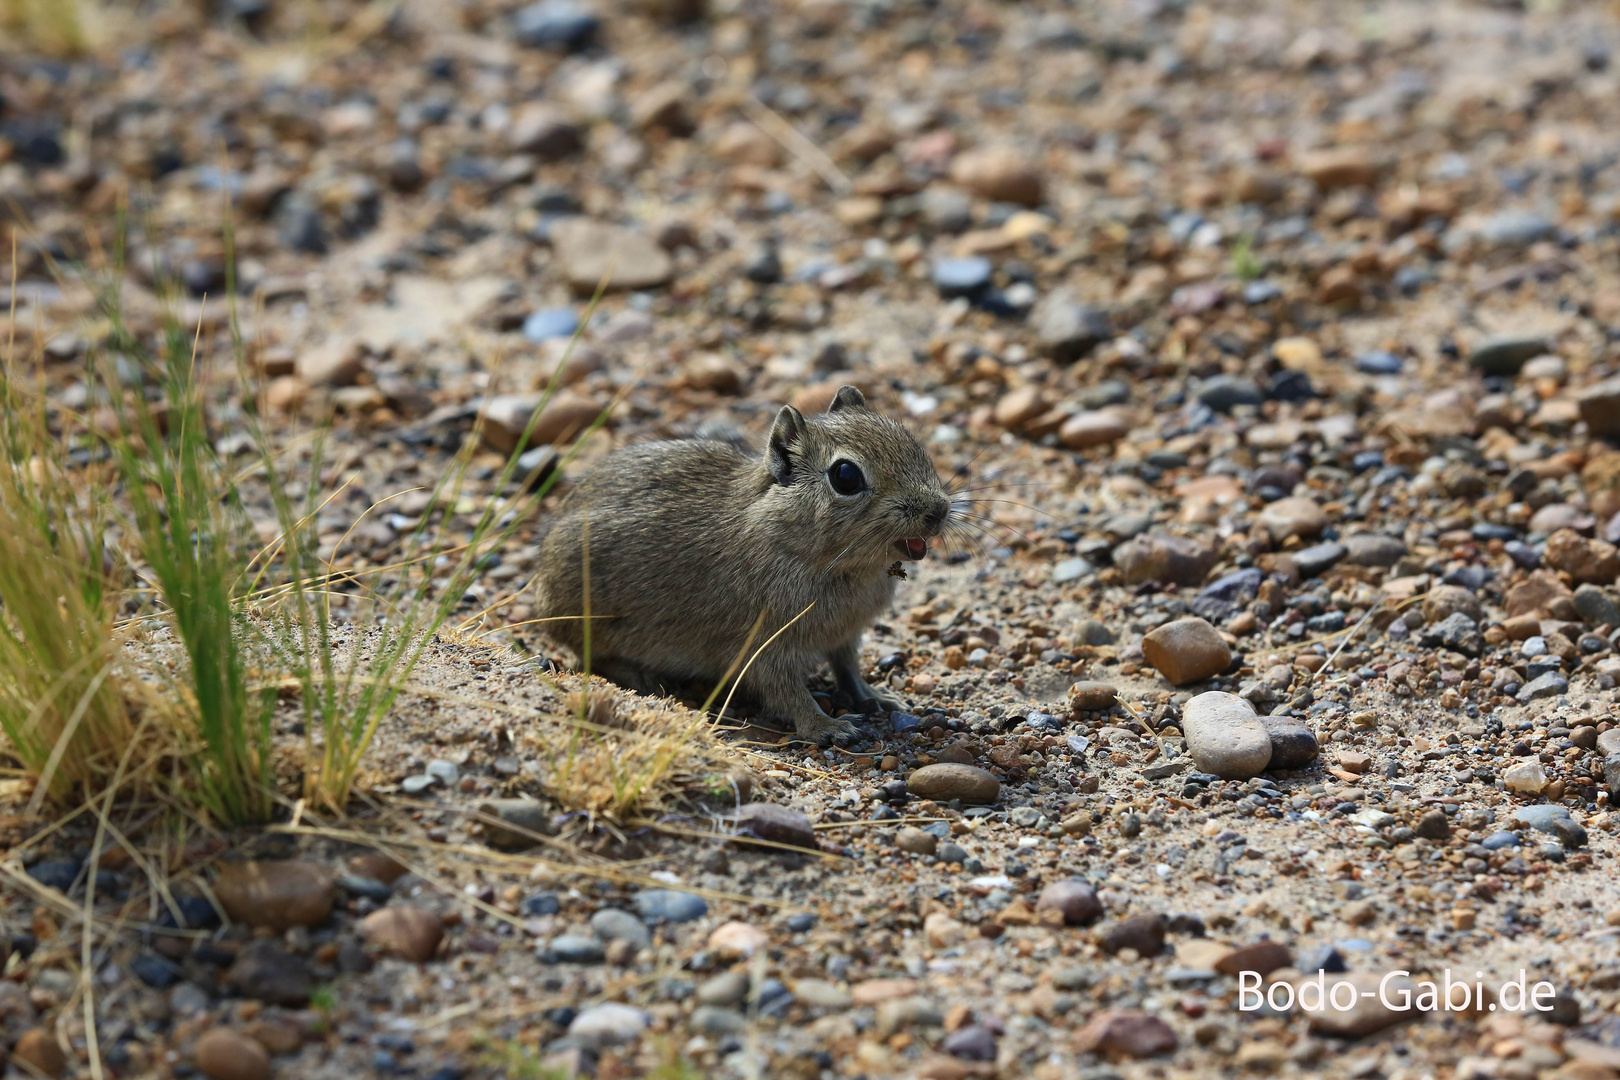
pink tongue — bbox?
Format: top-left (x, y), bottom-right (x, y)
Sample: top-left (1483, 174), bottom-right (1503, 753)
top-left (902, 538), bottom-right (927, 560)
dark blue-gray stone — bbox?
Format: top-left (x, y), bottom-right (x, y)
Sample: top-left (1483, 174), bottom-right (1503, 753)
top-left (131, 954), bottom-right (183, 989)
top-left (1243, 280), bottom-right (1282, 304)
top-left (522, 891), bottom-right (561, 917)
top-left (1294, 542), bottom-right (1346, 578)
top-left (1356, 350), bottom-right (1403, 375)
top-left (338, 874), bottom-right (393, 901)
top-left (27, 860), bottom-right (81, 892)
top-left (1479, 211), bottom-right (1556, 248)
top-left (1481, 831), bottom-right (1520, 850)
top-left (1419, 613), bottom-right (1483, 656)
top-left (513, 0), bottom-right (599, 50)
top-left (1196, 375), bottom-right (1264, 412)
top-left (1516, 671), bottom-right (1568, 703)
top-left (1513, 804), bottom-right (1586, 848)
top-left (633, 889), bottom-right (708, 924)
top-left (1470, 335), bottom-right (1551, 376)
top-left (1190, 567), bottom-right (1262, 622)
top-left (548, 935), bottom-right (606, 963)
top-left (932, 257), bottom-right (993, 297)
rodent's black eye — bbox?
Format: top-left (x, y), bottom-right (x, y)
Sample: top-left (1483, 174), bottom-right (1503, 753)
top-left (828, 459), bottom-right (866, 496)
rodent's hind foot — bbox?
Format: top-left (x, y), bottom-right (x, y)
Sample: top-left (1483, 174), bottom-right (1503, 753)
top-left (794, 711), bottom-right (860, 745)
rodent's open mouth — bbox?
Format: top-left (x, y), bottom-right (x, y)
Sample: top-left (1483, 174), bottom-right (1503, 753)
top-left (894, 538), bottom-right (928, 561)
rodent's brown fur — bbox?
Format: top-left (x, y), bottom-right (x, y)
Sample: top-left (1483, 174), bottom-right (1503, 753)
top-left (534, 386), bottom-right (951, 741)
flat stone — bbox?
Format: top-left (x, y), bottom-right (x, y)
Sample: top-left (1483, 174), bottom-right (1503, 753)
top-left (1182, 692), bottom-right (1272, 779)
top-left (1257, 497), bottom-right (1328, 542)
top-left (478, 797), bottom-right (558, 849)
top-left (732, 802), bottom-right (818, 849)
top-left (907, 763), bottom-right (1001, 804)
top-left (590, 909), bottom-right (652, 951)
top-left (1214, 941), bottom-right (1294, 977)
top-left (633, 889), bottom-right (708, 924)
top-left (1059, 410), bottom-right (1130, 449)
top-left (689, 1005), bottom-right (747, 1035)
top-left (875, 996), bottom-right (945, 1036)
top-left (1512, 804), bottom-right (1587, 848)
top-left (1470, 335), bottom-right (1551, 376)
top-left (1260, 715), bottom-right (1319, 769)
top-left (1574, 585), bottom-right (1620, 628)
top-left (1073, 1009), bottom-right (1178, 1058)
top-left (896, 827), bottom-right (938, 856)
top-left (1197, 375), bottom-right (1264, 412)
top-left (1599, 729), bottom-right (1620, 757)
top-left (512, 0), bottom-right (598, 48)
top-left (1300, 147), bottom-right (1378, 189)
top-left (949, 147), bottom-right (1043, 206)
top-left (479, 391), bottom-right (606, 455)
top-left (1115, 532), bottom-right (1218, 586)
top-left (793, 979), bottom-right (853, 1009)
top-left (708, 921), bottom-right (769, 959)
top-left (1293, 541), bottom-right (1345, 578)
top-left (1577, 376), bottom-right (1620, 436)
top-left (1479, 211), bottom-right (1556, 248)
top-left (549, 218), bottom-right (673, 293)
top-left (213, 861), bottom-right (334, 931)
top-left (1304, 971), bottom-right (1419, 1036)
top-left (549, 935), bottom-right (606, 963)
top-left (1343, 532), bottom-right (1407, 567)
top-left (568, 1003), bottom-right (649, 1049)
top-left (1517, 672), bottom-right (1569, 703)
top-left (932, 256), bottom-right (992, 296)
top-left (1605, 753), bottom-right (1620, 797)
top-left (1068, 681), bottom-right (1118, 710)
top-left (1142, 618), bottom-right (1231, 685)
top-left (224, 941), bottom-right (315, 1006)
top-left (942, 1024), bottom-right (998, 1062)
top-left (1095, 913), bottom-right (1166, 956)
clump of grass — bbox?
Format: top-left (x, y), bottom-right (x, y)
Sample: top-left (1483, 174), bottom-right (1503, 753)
top-left (91, 256), bottom-right (277, 826)
top-left (228, 232), bottom-right (620, 813)
top-left (1231, 232), bottom-right (1264, 281)
top-left (0, 329), bottom-right (134, 806)
top-left (0, 0), bottom-right (91, 56)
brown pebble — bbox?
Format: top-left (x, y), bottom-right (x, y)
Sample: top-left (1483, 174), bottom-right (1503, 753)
top-left (1141, 618), bottom-right (1231, 685)
top-left (1073, 1009), bottom-right (1177, 1058)
top-left (12, 1028), bottom-right (67, 1077)
top-left (359, 906), bottom-right (444, 962)
top-left (906, 763), bottom-right (1001, 804)
top-left (194, 1028), bottom-right (271, 1080)
top-left (213, 860), bottom-right (335, 931)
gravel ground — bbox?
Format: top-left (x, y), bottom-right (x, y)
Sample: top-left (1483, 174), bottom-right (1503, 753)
top-left (5, 0), bottom-right (1620, 1077)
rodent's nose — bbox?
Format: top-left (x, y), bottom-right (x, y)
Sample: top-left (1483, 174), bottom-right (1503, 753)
top-left (925, 498), bottom-right (950, 532)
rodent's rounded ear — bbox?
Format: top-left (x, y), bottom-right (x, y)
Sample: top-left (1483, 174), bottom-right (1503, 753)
top-left (828, 385), bottom-right (866, 413)
top-left (767, 404), bottom-right (807, 484)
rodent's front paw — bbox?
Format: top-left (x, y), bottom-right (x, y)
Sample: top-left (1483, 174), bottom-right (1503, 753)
top-left (795, 712), bottom-right (860, 744)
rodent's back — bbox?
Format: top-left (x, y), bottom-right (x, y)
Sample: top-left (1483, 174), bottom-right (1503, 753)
top-left (535, 439), bottom-right (760, 651)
